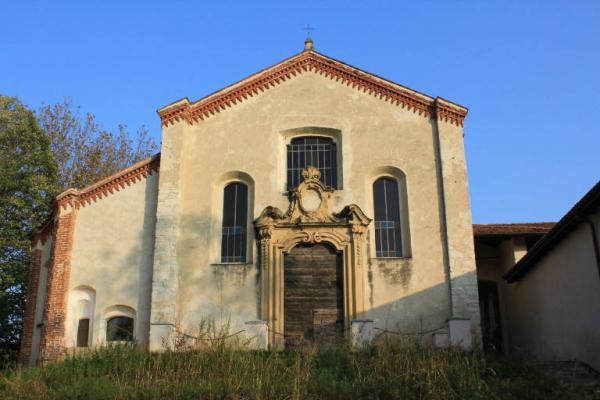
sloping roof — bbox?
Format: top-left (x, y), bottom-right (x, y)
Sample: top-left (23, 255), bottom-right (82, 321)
top-left (504, 180), bottom-right (600, 283)
top-left (55, 153), bottom-right (161, 209)
top-left (32, 154), bottom-right (161, 245)
top-left (473, 222), bottom-right (555, 237)
top-left (157, 46), bottom-right (468, 127)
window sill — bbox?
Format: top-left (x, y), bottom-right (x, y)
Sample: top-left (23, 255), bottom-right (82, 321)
top-left (210, 262), bottom-right (254, 267)
top-left (370, 257), bottom-right (412, 261)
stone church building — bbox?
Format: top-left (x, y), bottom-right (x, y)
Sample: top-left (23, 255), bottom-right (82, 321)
top-left (20, 39), bottom-right (482, 365)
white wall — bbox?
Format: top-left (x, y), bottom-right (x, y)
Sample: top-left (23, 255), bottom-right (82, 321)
top-left (505, 211), bottom-right (600, 370)
top-left (66, 172), bottom-right (158, 347)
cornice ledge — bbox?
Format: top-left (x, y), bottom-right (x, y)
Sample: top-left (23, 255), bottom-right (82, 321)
top-left (433, 97), bottom-right (468, 127)
top-left (56, 153), bottom-right (161, 210)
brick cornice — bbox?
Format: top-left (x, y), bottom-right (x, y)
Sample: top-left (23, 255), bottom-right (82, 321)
top-left (32, 154), bottom-right (161, 247)
top-left (434, 98), bottom-right (469, 127)
top-left (55, 154), bottom-right (160, 210)
top-left (158, 50), bottom-right (468, 127)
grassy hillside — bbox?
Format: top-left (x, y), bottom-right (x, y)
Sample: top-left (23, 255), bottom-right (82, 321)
top-left (2, 341), bottom-right (597, 399)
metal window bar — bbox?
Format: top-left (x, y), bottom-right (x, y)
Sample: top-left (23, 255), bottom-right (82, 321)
top-left (221, 183), bottom-right (248, 263)
top-left (287, 137), bottom-right (338, 190)
top-left (375, 221), bottom-right (403, 257)
top-left (374, 178), bottom-right (403, 257)
top-left (221, 226), bottom-right (247, 263)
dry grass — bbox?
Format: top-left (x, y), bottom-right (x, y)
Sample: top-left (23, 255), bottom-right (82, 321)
top-left (2, 336), bottom-right (598, 400)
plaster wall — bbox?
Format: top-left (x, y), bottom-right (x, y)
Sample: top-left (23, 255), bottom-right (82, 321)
top-left (66, 173), bottom-right (159, 348)
top-left (167, 71), bottom-right (474, 337)
top-left (435, 119), bottom-right (480, 336)
top-left (505, 212), bottom-right (600, 370)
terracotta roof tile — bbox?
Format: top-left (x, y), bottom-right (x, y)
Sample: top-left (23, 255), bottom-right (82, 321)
top-left (473, 222), bottom-right (555, 236)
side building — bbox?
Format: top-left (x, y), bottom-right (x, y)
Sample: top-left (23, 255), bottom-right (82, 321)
top-left (474, 180), bottom-right (600, 371)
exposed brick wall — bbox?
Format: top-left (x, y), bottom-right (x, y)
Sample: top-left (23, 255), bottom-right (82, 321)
top-left (39, 209), bottom-right (77, 362)
top-left (19, 248), bottom-right (43, 366)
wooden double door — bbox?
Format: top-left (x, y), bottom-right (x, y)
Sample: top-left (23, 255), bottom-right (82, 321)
top-left (283, 243), bottom-right (344, 346)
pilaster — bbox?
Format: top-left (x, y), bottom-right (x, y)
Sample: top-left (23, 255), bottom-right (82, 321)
top-left (39, 194), bottom-right (78, 362)
top-left (149, 122), bottom-right (185, 350)
top-left (433, 99), bottom-right (481, 343)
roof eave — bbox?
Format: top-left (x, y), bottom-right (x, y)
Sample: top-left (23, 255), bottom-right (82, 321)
top-left (504, 180), bottom-right (600, 283)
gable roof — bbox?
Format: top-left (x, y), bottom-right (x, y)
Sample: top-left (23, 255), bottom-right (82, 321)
top-left (157, 47), bottom-right (468, 127)
top-left (504, 180), bottom-right (600, 283)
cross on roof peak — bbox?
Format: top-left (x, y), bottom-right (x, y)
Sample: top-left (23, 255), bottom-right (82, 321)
top-left (303, 24), bottom-right (315, 51)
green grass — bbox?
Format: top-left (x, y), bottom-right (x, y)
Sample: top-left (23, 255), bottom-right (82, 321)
top-left (1, 340), bottom-right (598, 399)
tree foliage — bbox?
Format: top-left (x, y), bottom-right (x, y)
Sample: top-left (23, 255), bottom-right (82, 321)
top-left (0, 96), bottom-right (59, 359)
top-left (37, 98), bottom-right (159, 190)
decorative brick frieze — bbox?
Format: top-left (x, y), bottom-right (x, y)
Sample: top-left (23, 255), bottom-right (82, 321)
top-left (434, 99), bottom-right (469, 127)
top-left (158, 51), bottom-right (468, 127)
top-left (51, 154), bottom-right (160, 210)
top-left (77, 155), bottom-right (160, 207)
top-left (32, 219), bottom-right (54, 247)
top-left (19, 248), bottom-right (42, 366)
top-left (39, 209), bottom-right (76, 362)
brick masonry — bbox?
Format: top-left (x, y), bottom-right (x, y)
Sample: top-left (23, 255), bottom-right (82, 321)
top-left (19, 248), bottom-right (43, 365)
top-left (38, 209), bottom-right (77, 362)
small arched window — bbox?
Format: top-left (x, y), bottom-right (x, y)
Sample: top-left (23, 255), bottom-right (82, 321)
top-left (221, 182), bottom-right (248, 263)
top-left (373, 177), bottom-right (403, 257)
top-left (287, 136), bottom-right (338, 190)
top-left (106, 316), bottom-right (134, 342)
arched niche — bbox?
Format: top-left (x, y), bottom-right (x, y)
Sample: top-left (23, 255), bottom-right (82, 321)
top-left (66, 286), bottom-right (96, 348)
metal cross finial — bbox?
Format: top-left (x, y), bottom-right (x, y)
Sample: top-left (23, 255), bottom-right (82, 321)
top-left (303, 24), bottom-right (314, 39)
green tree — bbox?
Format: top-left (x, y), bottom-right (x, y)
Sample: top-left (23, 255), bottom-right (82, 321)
top-left (37, 98), bottom-right (159, 190)
top-left (0, 96), bottom-right (59, 361)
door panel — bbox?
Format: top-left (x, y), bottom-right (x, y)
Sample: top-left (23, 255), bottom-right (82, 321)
top-left (284, 243), bottom-right (343, 346)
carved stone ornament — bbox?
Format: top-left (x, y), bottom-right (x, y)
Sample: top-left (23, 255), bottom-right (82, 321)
top-left (255, 166), bottom-right (370, 228)
top-left (253, 166), bottom-right (372, 348)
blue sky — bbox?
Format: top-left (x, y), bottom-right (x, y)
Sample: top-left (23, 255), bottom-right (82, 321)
top-left (1, 1), bottom-right (598, 223)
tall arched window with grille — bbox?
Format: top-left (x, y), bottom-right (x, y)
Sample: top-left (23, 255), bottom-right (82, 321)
top-left (287, 136), bottom-right (338, 190)
top-left (373, 177), bottom-right (403, 257)
top-left (221, 182), bottom-right (248, 263)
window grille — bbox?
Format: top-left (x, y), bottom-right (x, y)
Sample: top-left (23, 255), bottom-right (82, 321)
top-left (373, 178), bottom-right (403, 257)
top-left (221, 182), bottom-right (248, 263)
top-left (287, 136), bottom-right (338, 190)
top-left (106, 316), bottom-right (134, 342)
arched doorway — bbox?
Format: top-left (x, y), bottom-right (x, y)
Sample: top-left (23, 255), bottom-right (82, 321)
top-left (284, 243), bottom-right (343, 346)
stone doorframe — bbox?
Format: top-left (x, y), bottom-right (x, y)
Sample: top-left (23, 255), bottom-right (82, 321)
top-left (254, 166), bottom-right (371, 348)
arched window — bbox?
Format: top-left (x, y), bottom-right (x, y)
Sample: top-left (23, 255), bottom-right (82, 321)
top-left (373, 177), bottom-right (403, 257)
top-left (287, 136), bottom-right (338, 190)
top-left (76, 318), bottom-right (90, 347)
top-left (106, 316), bottom-right (134, 342)
top-left (221, 182), bottom-right (248, 263)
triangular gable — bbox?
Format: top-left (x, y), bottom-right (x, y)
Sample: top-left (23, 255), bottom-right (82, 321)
top-left (158, 48), bottom-right (468, 127)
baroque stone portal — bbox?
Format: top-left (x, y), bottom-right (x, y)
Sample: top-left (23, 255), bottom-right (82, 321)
top-left (254, 166), bottom-right (371, 348)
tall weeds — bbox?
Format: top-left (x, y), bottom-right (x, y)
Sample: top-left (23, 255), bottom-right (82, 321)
top-left (1, 337), bottom-right (595, 399)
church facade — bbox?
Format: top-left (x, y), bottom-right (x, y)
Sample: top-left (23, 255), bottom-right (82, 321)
top-left (20, 40), bottom-right (481, 365)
